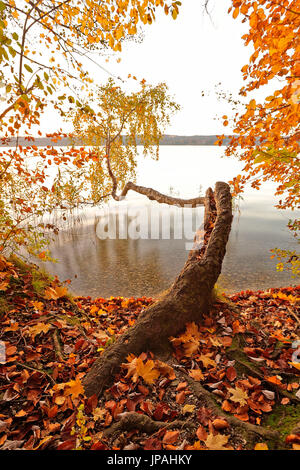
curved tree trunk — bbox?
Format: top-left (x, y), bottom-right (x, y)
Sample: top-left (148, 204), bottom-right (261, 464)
top-left (83, 181), bottom-right (233, 397)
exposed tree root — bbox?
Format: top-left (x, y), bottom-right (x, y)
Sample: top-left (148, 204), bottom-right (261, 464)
top-left (171, 362), bottom-right (281, 449)
top-left (103, 411), bottom-right (194, 439)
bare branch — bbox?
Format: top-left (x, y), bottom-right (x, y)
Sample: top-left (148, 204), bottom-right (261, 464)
top-left (118, 181), bottom-right (205, 207)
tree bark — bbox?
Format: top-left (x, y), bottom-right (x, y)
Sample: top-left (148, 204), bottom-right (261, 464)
top-left (118, 181), bottom-right (205, 207)
top-left (83, 181), bottom-right (233, 397)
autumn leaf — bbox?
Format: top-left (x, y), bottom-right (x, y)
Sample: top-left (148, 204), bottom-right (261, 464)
top-left (266, 375), bottom-right (283, 387)
top-left (30, 301), bottom-right (44, 311)
top-left (182, 404), bottom-right (195, 414)
top-left (136, 359), bottom-right (160, 385)
top-left (15, 410), bottom-right (27, 418)
top-left (155, 360), bottom-right (176, 380)
top-left (163, 430), bottom-right (180, 445)
top-left (0, 281), bottom-right (9, 291)
top-left (196, 425), bottom-right (207, 441)
top-left (122, 357), bottom-right (140, 382)
top-left (122, 356), bottom-right (160, 384)
top-left (63, 379), bottom-right (84, 399)
top-left (92, 408), bottom-right (107, 421)
top-left (228, 387), bottom-right (249, 406)
top-left (289, 363), bottom-right (300, 371)
top-left (204, 433), bottom-right (230, 450)
top-left (212, 419), bottom-right (229, 430)
top-left (254, 443), bottom-right (269, 450)
top-left (198, 354), bottom-right (216, 369)
top-left (189, 369), bottom-right (204, 381)
top-left (44, 285), bottom-right (68, 300)
top-left (27, 322), bottom-right (52, 339)
top-left (54, 395), bottom-right (66, 406)
top-left (170, 322), bottom-right (201, 356)
top-left (226, 366), bottom-right (237, 382)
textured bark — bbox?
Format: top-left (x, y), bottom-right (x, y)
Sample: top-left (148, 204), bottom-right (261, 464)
top-left (83, 181), bottom-right (233, 397)
top-left (118, 181), bottom-right (205, 207)
top-left (103, 412), bottom-right (193, 438)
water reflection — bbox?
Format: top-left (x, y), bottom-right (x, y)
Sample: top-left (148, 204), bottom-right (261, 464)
top-left (38, 147), bottom-right (298, 297)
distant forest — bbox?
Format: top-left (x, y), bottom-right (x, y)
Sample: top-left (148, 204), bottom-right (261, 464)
top-left (0, 135), bottom-right (232, 147)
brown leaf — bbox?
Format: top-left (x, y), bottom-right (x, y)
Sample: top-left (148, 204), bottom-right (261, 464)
top-left (163, 430), bottom-right (180, 445)
top-left (212, 418), bottom-right (229, 430)
top-left (226, 366), bottom-right (237, 382)
top-left (204, 433), bottom-right (229, 450)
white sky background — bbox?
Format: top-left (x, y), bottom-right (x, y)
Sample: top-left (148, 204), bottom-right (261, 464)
top-left (40, 0), bottom-right (260, 136)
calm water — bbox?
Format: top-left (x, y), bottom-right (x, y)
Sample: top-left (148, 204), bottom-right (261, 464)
top-left (39, 146), bottom-right (298, 298)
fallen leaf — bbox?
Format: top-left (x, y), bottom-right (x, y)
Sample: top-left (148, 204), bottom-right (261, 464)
top-left (182, 404), bottom-right (195, 414)
top-left (254, 443), bottom-right (269, 450)
top-left (198, 354), bottom-right (216, 369)
top-left (64, 379), bottom-right (84, 399)
top-left (228, 387), bottom-right (248, 406)
top-left (204, 433), bottom-right (229, 450)
top-left (212, 418), bottom-right (229, 430)
top-left (163, 430), bottom-right (180, 445)
top-left (27, 322), bottom-right (52, 339)
top-left (189, 369), bottom-right (204, 381)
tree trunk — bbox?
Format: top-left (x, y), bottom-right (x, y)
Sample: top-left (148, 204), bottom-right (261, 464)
top-left (83, 181), bottom-right (233, 397)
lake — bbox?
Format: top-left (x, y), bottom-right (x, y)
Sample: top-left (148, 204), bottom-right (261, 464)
top-left (38, 146), bottom-right (298, 298)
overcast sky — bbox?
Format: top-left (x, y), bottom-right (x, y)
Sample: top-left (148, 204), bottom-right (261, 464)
top-left (40, 0), bottom-right (256, 136)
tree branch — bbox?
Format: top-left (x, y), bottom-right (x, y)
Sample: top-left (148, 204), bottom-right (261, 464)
top-left (117, 181), bottom-right (205, 207)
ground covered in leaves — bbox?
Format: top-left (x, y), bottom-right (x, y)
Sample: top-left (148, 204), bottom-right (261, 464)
top-left (0, 255), bottom-right (299, 451)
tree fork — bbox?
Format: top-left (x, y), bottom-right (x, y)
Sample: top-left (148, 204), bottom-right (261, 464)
top-left (83, 181), bottom-right (233, 397)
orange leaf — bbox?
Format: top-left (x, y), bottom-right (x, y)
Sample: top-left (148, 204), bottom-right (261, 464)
top-left (254, 443), bottom-right (269, 450)
top-left (163, 430), bottom-right (180, 445)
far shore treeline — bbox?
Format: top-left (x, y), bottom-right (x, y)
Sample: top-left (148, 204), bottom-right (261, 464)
top-left (0, 135), bottom-right (233, 147)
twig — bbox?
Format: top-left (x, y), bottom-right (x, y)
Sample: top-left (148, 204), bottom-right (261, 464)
top-left (15, 361), bottom-right (56, 384)
top-left (287, 306), bottom-right (300, 326)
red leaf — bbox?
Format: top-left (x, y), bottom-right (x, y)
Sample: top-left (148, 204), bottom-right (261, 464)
top-left (57, 439), bottom-right (76, 450)
top-left (226, 366), bottom-right (237, 382)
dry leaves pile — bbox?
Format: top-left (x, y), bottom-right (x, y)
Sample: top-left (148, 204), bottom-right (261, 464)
top-left (0, 256), bottom-right (299, 450)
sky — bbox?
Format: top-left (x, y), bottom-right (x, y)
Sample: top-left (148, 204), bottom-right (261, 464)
top-left (40, 0), bottom-right (256, 136)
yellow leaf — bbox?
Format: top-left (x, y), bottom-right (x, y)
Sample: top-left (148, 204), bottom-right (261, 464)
top-left (189, 369), bottom-right (204, 381)
top-left (27, 322), bottom-right (52, 339)
top-left (64, 379), bottom-right (84, 399)
top-left (122, 356), bottom-right (160, 384)
top-left (92, 407), bottom-right (106, 421)
top-left (205, 433), bottom-right (229, 450)
top-left (44, 285), bottom-right (68, 300)
top-left (198, 354), bottom-right (216, 369)
top-left (136, 358), bottom-right (160, 384)
top-left (182, 404), bottom-right (195, 414)
top-left (228, 387), bottom-right (248, 406)
top-left (0, 281), bottom-right (9, 291)
top-left (289, 362), bottom-right (300, 371)
top-left (90, 305), bottom-right (98, 314)
top-left (254, 443), bottom-right (269, 450)
top-left (31, 301), bottom-right (44, 311)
